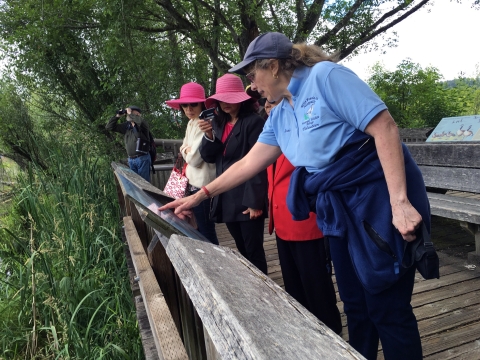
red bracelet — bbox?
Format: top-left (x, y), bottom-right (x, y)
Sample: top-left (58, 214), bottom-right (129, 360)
top-left (201, 186), bottom-right (211, 198)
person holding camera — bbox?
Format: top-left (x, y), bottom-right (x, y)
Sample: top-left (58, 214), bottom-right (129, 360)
top-left (106, 105), bottom-right (151, 182)
top-left (165, 82), bottom-right (219, 244)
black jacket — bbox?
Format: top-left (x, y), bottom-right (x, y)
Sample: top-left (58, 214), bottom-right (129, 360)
top-left (200, 113), bottom-right (268, 223)
top-left (106, 114), bottom-right (150, 157)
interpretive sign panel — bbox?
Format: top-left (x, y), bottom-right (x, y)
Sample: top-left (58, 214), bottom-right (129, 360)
top-left (113, 163), bottom-right (210, 243)
top-left (426, 115), bottom-right (480, 142)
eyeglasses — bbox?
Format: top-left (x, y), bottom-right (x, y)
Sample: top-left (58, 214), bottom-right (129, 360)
top-left (246, 71), bottom-right (256, 84)
top-left (180, 103), bottom-right (200, 108)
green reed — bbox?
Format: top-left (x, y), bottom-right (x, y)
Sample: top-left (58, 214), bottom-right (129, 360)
top-left (0, 142), bottom-right (143, 359)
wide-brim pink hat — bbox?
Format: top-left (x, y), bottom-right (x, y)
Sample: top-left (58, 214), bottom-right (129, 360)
top-left (166, 82), bottom-right (206, 110)
top-left (205, 74), bottom-right (251, 109)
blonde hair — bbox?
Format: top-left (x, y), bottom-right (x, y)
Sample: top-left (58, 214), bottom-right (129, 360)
top-left (247, 43), bottom-right (338, 77)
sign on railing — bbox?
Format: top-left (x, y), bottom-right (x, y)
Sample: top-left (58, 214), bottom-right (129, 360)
top-left (426, 115), bottom-right (480, 142)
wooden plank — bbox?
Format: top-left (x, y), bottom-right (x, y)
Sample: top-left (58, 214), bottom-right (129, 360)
top-left (420, 321), bottom-right (480, 357)
top-left (176, 275), bottom-right (207, 360)
top-left (406, 143), bottom-right (480, 168)
top-left (166, 234), bottom-right (364, 360)
top-left (427, 193), bottom-right (480, 227)
top-left (424, 340), bottom-right (480, 360)
top-left (416, 297), bottom-right (480, 336)
top-left (135, 295), bottom-right (160, 360)
top-left (147, 233), bottom-right (182, 336)
top-left (412, 277), bottom-right (480, 308)
top-left (399, 128), bottom-right (431, 143)
top-left (414, 290), bottom-right (480, 324)
top-left (124, 216), bottom-right (188, 360)
top-left (123, 234), bottom-right (140, 296)
top-left (131, 203), bottom-right (149, 251)
top-left (419, 166), bottom-right (480, 194)
top-left (156, 139), bottom-right (183, 158)
top-left (413, 269), bottom-right (480, 294)
top-left (114, 174), bottom-right (127, 217)
top-left (113, 169), bottom-right (132, 217)
top-left (203, 324), bottom-right (221, 360)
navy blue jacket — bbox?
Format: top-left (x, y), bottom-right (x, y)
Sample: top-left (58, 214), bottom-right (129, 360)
top-left (287, 131), bottom-right (431, 294)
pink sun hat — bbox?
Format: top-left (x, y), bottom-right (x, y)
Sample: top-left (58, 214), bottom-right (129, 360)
top-left (205, 74), bottom-right (252, 109)
top-left (165, 82), bottom-right (207, 110)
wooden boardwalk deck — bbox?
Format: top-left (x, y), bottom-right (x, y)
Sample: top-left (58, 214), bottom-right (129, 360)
top-left (216, 216), bottom-right (480, 359)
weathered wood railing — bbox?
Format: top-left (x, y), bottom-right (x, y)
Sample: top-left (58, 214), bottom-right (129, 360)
top-left (398, 128), bottom-right (433, 143)
top-left (406, 142), bottom-right (480, 264)
top-left (112, 162), bottom-right (363, 360)
top-left (151, 130), bottom-right (434, 190)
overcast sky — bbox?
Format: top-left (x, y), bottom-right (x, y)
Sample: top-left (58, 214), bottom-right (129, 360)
top-left (342, 1), bottom-right (479, 81)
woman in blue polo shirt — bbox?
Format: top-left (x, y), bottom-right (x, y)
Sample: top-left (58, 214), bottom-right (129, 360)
top-left (160, 32), bottom-right (431, 360)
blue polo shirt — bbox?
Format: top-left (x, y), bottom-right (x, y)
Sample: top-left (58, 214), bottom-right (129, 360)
top-left (258, 62), bottom-right (387, 173)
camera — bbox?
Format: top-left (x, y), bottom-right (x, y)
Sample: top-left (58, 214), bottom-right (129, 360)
top-left (117, 109), bottom-right (127, 115)
top-left (136, 138), bottom-right (149, 154)
top-left (199, 108), bottom-right (215, 121)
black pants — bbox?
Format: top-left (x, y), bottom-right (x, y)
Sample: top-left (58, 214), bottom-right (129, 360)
top-left (225, 218), bottom-right (268, 275)
top-left (276, 235), bottom-right (342, 334)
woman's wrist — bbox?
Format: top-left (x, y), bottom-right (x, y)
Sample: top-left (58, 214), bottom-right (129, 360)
top-left (201, 186), bottom-right (211, 198)
top-left (390, 195), bottom-right (408, 207)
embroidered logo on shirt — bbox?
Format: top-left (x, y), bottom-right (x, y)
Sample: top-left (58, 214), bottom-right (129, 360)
top-left (301, 97), bottom-right (318, 108)
top-left (304, 104), bottom-right (314, 121)
top-left (300, 98), bottom-right (320, 131)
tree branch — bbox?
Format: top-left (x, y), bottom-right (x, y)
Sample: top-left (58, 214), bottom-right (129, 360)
top-left (317, 0), bottom-right (431, 60)
top-left (295, 0), bottom-right (326, 42)
top-left (314, 0), bottom-right (365, 45)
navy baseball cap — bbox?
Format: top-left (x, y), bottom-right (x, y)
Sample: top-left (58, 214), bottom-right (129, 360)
top-left (229, 32), bottom-right (293, 75)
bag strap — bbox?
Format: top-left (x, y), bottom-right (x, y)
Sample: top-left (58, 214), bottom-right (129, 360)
top-left (222, 121), bottom-right (237, 157)
top-left (174, 153), bottom-right (188, 176)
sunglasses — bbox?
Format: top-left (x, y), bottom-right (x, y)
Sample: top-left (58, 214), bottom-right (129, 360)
top-left (180, 103), bottom-right (200, 108)
top-left (258, 98), bottom-right (275, 106)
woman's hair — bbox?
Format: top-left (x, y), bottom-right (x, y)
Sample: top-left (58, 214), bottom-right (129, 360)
top-left (179, 103), bottom-right (207, 117)
top-left (214, 99), bottom-right (256, 126)
top-left (247, 43), bottom-right (339, 77)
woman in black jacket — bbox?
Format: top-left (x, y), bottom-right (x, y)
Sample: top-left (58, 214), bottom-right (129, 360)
top-left (199, 74), bottom-right (268, 274)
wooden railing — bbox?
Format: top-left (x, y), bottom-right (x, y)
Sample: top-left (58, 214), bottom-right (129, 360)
top-left (151, 130), bottom-right (434, 190)
top-left (112, 162), bottom-right (364, 360)
top-left (398, 128), bottom-right (433, 143)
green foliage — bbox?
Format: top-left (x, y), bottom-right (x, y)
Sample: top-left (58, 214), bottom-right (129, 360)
top-left (444, 74), bottom-right (480, 116)
top-left (0, 80), bottom-right (49, 169)
top-left (0, 1), bottom-right (478, 164)
top-left (368, 60), bottom-right (467, 128)
top-left (0, 142), bottom-right (143, 359)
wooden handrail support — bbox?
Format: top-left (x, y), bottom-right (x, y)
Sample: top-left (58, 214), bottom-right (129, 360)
top-left (124, 215), bottom-right (189, 360)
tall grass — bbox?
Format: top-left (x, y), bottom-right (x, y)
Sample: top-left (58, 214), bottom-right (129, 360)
top-left (0, 157), bottom-right (18, 215)
top-left (0, 142), bottom-right (143, 359)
